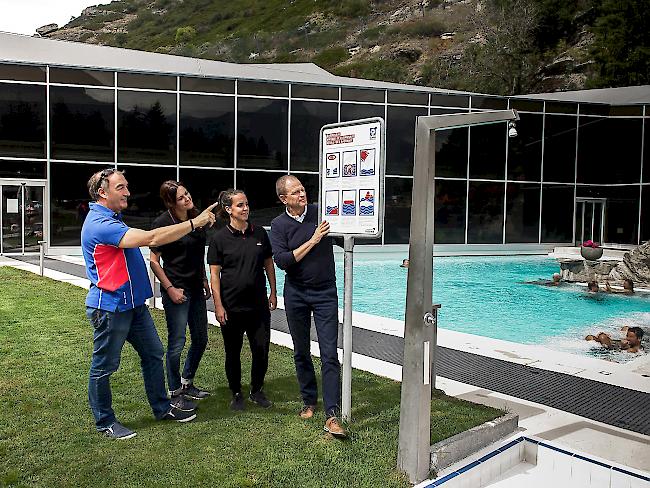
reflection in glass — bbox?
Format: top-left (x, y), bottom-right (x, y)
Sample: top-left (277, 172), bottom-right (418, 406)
top-left (541, 184), bottom-right (573, 242)
top-left (386, 105), bottom-right (427, 176)
top-left (179, 94), bottom-right (234, 167)
top-left (505, 182), bottom-right (540, 243)
top-left (645, 119), bottom-right (650, 183)
top-left (434, 128), bottom-right (468, 178)
top-left (641, 188), bottom-right (649, 242)
top-left (23, 185), bottom-right (44, 252)
top-left (0, 84), bottom-right (46, 158)
top-left (238, 81), bottom-right (288, 97)
top-left (291, 84), bottom-right (338, 100)
top-left (238, 98), bottom-right (288, 170)
top-left (237, 171), bottom-right (287, 226)
top-left (576, 185), bottom-right (639, 244)
top-left (469, 123), bottom-right (506, 180)
top-left (0, 160), bottom-right (45, 178)
top-left (1, 185), bottom-right (21, 253)
top-left (467, 181), bottom-right (504, 243)
top-left (340, 103), bottom-right (384, 122)
top-left (178, 168), bottom-right (233, 212)
top-left (384, 177), bottom-right (413, 244)
top-left (118, 91), bottom-right (176, 164)
top-left (507, 113), bottom-right (542, 181)
top-left (387, 91), bottom-right (428, 106)
top-left (577, 117), bottom-right (642, 184)
top-left (119, 165), bottom-right (177, 230)
top-left (435, 179), bottom-right (466, 244)
top-left (50, 163), bottom-right (104, 246)
top-left (341, 88), bottom-right (384, 103)
top-left (50, 68), bottom-right (114, 86)
top-left (543, 115), bottom-right (576, 183)
top-left (118, 72), bottom-right (176, 90)
top-left (180, 77), bottom-right (234, 94)
top-left (290, 100), bottom-right (338, 171)
top-left (50, 87), bottom-right (114, 161)
top-left (0, 64), bottom-right (46, 82)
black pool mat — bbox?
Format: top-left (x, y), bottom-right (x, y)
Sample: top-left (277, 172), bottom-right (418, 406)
top-left (12, 254), bottom-right (650, 436)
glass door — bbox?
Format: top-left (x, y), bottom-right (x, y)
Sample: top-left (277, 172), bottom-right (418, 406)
top-left (575, 198), bottom-right (605, 245)
top-left (0, 180), bottom-right (46, 255)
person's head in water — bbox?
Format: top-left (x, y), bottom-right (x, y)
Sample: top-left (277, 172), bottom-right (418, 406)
top-left (626, 327), bottom-right (644, 348)
top-left (623, 279), bottom-right (634, 292)
top-left (400, 259), bottom-right (409, 268)
top-left (552, 273), bottom-right (561, 283)
top-left (587, 281), bottom-right (599, 293)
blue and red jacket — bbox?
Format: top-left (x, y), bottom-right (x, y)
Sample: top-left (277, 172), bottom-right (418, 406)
top-left (81, 202), bottom-right (153, 312)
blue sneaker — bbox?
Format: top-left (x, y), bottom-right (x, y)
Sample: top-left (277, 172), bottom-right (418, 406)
top-left (100, 422), bottom-right (137, 440)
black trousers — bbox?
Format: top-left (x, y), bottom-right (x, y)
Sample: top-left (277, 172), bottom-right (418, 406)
top-left (220, 308), bottom-right (271, 395)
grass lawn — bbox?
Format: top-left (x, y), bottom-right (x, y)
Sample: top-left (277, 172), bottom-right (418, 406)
top-left (0, 266), bottom-right (501, 487)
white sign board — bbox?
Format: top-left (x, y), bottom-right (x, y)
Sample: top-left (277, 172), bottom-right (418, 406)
top-left (6, 199), bottom-right (18, 214)
top-left (319, 118), bottom-right (385, 238)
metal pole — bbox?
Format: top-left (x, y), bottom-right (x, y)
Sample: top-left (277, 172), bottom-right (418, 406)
top-left (342, 236), bottom-right (354, 420)
top-left (38, 240), bottom-right (46, 276)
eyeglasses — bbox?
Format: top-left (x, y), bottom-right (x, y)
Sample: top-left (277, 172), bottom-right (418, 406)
top-left (92, 168), bottom-right (118, 195)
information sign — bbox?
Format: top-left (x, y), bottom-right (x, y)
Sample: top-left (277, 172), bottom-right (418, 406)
top-left (319, 118), bottom-right (385, 238)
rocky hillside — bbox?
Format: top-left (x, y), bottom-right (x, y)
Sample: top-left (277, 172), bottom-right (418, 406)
top-left (38, 0), bottom-right (649, 95)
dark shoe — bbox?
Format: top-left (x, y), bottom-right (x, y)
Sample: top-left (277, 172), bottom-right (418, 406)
top-left (249, 389), bottom-right (272, 408)
top-left (181, 383), bottom-right (211, 400)
top-left (162, 406), bottom-right (196, 423)
top-left (100, 421), bottom-right (137, 440)
top-left (230, 392), bottom-right (245, 411)
top-left (324, 416), bottom-right (347, 438)
top-left (299, 404), bottom-right (316, 419)
top-left (171, 394), bottom-right (197, 412)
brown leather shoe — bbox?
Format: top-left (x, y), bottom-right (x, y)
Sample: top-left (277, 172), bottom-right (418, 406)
top-left (324, 416), bottom-right (347, 437)
top-left (299, 404), bottom-right (316, 419)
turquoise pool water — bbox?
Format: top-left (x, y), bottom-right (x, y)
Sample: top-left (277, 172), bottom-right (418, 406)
top-left (274, 255), bottom-right (650, 358)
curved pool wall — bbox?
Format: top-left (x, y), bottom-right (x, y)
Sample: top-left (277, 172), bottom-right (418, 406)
top-left (273, 254), bottom-right (650, 359)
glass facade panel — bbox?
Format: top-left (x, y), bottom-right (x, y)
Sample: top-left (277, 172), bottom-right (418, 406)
top-left (505, 182), bottom-right (540, 243)
top-left (237, 98), bottom-right (288, 170)
top-left (118, 164), bottom-right (178, 230)
top-left (543, 115), bottom-right (576, 183)
top-left (541, 184), bottom-right (574, 242)
top-left (509, 99), bottom-right (543, 112)
top-left (577, 117), bottom-right (642, 184)
top-left (467, 181), bottom-right (504, 243)
top-left (117, 91), bottom-right (176, 164)
top-left (641, 187), bottom-right (649, 242)
top-left (340, 103), bottom-right (384, 122)
top-left (609, 106), bottom-right (643, 117)
top-left (341, 87), bottom-right (384, 103)
top-left (50, 162), bottom-right (102, 245)
top-left (434, 179), bottom-right (466, 244)
top-left (0, 160), bottom-right (45, 179)
top-left (435, 128), bottom-right (468, 178)
top-left (580, 104), bottom-right (609, 116)
top-left (180, 77), bottom-right (234, 94)
top-left (179, 94), bottom-right (234, 167)
top-left (290, 100), bottom-right (338, 172)
top-left (291, 84), bottom-right (338, 100)
top-left (507, 113), bottom-right (542, 181)
top-left (238, 81), bottom-right (288, 97)
top-left (0, 84), bottom-right (46, 158)
top-left (471, 96), bottom-right (508, 110)
top-left (50, 68), bottom-right (114, 86)
top-left (469, 123), bottom-right (506, 180)
top-left (384, 177), bottom-right (413, 244)
top-left (386, 105), bottom-right (427, 176)
top-left (545, 102), bottom-right (577, 114)
top-left (576, 185), bottom-right (639, 244)
top-left (0, 64), bottom-right (45, 82)
top-left (236, 171), bottom-right (288, 227)
top-left (387, 91), bottom-right (428, 106)
top-left (645, 119), bottom-right (650, 183)
top-left (430, 94), bottom-right (469, 108)
top-left (50, 87), bottom-right (114, 161)
top-left (118, 72), bottom-right (176, 90)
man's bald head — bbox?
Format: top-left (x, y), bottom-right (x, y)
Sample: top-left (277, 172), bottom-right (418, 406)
top-left (276, 175), bottom-right (301, 198)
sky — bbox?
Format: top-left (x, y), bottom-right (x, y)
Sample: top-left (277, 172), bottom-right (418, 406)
top-left (0, 0), bottom-right (106, 36)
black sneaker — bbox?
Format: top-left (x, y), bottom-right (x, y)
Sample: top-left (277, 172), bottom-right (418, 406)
top-left (100, 421), bottom-right (137, 440)
top-left (182, 383), bottom-right (211, 400)
top-left (249, 389), bottom-right (272, 408)
top-left (162, 406), bottom-right (196, 423)
top-left (230, 392), bottom-right (245, 411)
top-left (171, 394), bottom-right (197, 412)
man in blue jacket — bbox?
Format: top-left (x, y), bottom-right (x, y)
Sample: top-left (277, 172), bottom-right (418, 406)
top-left (269, 175), bottom-right (346, 437)
top-left (82, 168), bottom-right (216, 439)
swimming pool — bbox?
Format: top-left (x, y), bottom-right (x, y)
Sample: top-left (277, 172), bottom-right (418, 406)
top-left (274, 255), bottom-right (650, 359)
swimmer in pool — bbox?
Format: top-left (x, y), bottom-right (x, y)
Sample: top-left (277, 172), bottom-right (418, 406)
top-left (400, 259), bottom-right (409, 268)
top-left (523, 273), bottom-right (562, 287)
top-left (623, 326), bottom-right (644, 353)
top-left (587, 281), bottom-right (599, 293)
top-left (605, 278), bottom-right (634, 295)
top-left (585, 326), bottom-right (644, 353)
top-left (585, 332), bottom-right (623, 350)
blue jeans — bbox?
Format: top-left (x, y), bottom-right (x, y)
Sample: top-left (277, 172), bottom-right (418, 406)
top-left (162, 288), bottom-right (208, 392)
top-left (86, 305), bottom-right (170, 429)
top-left (283, 281), bottom-right (341, 417)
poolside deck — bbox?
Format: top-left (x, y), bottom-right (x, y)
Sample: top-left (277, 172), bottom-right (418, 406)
top-left (8, 253), bottom-right (650, 438)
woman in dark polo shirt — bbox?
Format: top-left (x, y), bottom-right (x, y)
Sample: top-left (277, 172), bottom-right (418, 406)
top-left (208, 188), bottom-right (277, 411)
top-left (150, 180), bottom-right (212, 409)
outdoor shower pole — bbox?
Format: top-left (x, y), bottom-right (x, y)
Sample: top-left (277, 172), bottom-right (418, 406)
top-left (397, 110), bottom-right (518, 484)
top-left (341, 236), bottom-right (354, 420)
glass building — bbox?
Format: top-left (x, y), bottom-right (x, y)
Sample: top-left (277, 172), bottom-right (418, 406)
top-left (0, 32), bottom-right (648, 254)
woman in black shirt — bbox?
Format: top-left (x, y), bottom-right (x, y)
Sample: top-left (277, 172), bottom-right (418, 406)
top-left (208, 188), bottom-right (277, 411)
top-left (150, 180), bottom-right (212, 410)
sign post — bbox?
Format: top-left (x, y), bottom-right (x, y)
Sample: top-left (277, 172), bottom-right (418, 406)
top-left (318, 117), bottom-right (385, 421)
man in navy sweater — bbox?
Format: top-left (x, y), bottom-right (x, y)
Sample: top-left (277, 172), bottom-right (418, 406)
top-left (269, 175), bottom-right (346, 437)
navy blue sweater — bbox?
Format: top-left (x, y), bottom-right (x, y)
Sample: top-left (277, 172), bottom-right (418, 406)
top-left (269, 204), bottom-right (336, 289)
